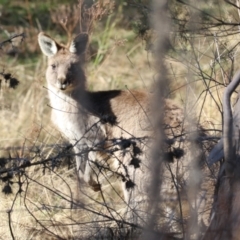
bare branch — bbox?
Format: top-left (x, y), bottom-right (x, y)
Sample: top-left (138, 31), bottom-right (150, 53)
top-left (0, 32), bottom-right (25, 49)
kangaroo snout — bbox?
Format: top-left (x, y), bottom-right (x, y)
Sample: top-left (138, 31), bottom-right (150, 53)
top-left (57, 76), bottom-right (70, 90)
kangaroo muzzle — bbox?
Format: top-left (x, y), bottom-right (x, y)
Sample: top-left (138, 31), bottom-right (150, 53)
top-left (57, 77), bottom-right (69, 90)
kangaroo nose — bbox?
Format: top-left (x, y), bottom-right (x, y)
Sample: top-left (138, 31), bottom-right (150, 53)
top-left (57, 76), bottom-right (68, 90)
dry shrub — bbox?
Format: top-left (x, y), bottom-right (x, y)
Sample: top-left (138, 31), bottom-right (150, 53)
top-left (3, 0), bottom-right (240, 239)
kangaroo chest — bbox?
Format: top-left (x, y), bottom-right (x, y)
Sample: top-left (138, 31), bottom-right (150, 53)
top-left (48, 89), bottom-right (105, 144)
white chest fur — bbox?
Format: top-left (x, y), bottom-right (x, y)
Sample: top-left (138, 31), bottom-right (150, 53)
top-left (47, 86), bottom-right (104, 145)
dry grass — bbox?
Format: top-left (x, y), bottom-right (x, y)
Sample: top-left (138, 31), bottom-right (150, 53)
top-left (0, 3), bottom-right (156, 239)
top-left (1, 1), bottom-right (240, 239)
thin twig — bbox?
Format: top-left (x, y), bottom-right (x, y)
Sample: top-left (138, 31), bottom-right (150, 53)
top-left (0, 33), bottom-right (25, 49)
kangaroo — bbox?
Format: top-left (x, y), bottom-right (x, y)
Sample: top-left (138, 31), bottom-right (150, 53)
top-left (38, 32), bottom-right (210, 229)
top-left (38, 32), bottom-right (153, 192)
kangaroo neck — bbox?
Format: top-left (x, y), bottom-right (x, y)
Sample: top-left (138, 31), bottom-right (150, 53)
top-left (49, 84), bottom-right (96, 115)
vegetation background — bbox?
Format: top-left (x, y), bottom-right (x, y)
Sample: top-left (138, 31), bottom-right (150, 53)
top-left (1, 0), bottom-right (240, 239)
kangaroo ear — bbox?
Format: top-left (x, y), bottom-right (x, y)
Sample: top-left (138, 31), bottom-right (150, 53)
top-left (69, 33), bottom-right (88, 55)
top-left (38, 32), bottom-right (58, 57)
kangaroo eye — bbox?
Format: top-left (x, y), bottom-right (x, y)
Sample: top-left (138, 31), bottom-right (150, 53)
top-left (51, 64), bottom-right (57, 70)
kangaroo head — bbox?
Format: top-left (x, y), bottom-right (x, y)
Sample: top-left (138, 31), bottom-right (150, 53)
top-left (38, 32), bottom-right (88, 92)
